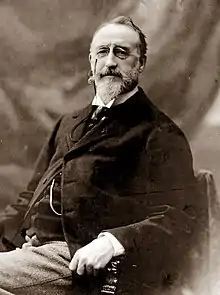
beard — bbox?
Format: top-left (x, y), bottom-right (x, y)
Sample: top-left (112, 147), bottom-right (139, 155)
top-left (94, 65), bottom-right (139, 104)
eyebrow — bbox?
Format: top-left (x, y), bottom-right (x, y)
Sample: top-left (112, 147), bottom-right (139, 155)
top-left (96, 44), bottom-right (130, 51)
top-left (96, 45), bottom-right (109, 50)
top-left (114, 45), bottom-right (130, 51)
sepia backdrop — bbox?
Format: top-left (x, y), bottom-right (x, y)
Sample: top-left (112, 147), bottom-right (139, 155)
top-left (0, 1), bottom-right (220, 291)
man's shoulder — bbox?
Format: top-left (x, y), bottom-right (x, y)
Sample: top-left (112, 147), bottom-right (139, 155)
top-left (61, 107), bottom-right (85, 121)
top-left (138, 89), bottom-right (183, 127)
top-left (153, 108), bottom-right (189, 148)
top-left (51, 104), bottom-right (91, 140)
top-left (138, 88), bottom-right (189, 145)
top-left (57, 105), bottom-right (90, 127)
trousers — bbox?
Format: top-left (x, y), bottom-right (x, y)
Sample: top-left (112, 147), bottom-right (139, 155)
top-left (0, 241), bottom-right (74, 295)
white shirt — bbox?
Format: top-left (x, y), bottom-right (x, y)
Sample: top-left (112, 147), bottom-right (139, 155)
top-left (95, 87), bottom-right (139, 256)
top-left (92, 86), bottom-right (138, 108)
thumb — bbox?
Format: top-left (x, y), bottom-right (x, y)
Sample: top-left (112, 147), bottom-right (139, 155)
top-left (25, 235), bottom-right (31, 242)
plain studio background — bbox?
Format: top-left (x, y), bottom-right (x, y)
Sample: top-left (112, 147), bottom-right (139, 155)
top-left (0, 0), bottom-right (219, 293)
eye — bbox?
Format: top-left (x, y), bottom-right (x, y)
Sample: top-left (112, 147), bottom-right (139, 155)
top-left (114, 48), bottom-right (129, 59)
top-left (97, 48), bottom-right (109, 57)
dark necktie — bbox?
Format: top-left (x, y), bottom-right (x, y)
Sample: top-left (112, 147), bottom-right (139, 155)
top-left (92, 106), bottom-right (108, 121)
top-left (85, 106), bottom-right (109, 133)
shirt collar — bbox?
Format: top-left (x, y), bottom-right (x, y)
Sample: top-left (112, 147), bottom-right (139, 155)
top-left (92, 86), bottom-right (138, 108)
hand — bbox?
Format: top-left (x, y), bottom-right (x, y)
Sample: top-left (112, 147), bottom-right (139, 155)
top-left (21, 235), bottom-right (31, 249)
top-left (22, 235), bottom-right (40, 249)
top-left (69, 236), bottom-right (114, 276)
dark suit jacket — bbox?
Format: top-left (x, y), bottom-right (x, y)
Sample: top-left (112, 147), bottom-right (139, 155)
top-left (1, 88), bottom-right (200, 294)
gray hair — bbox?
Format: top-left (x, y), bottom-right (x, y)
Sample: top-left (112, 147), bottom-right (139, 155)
top-left (92, 16), bottom-right (147, 63)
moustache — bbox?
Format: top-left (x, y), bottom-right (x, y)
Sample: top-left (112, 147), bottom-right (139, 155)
top-left (99, 69), bottom-right (122, 79)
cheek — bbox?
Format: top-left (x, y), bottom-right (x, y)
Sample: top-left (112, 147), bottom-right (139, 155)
top-left (94, 58), bottom-right (106, 74)
top-left (90, 54), bottom-right (104, 72)
top-left (118, 57), bottom-right (139, 71)
top-left (90, 56), bottom-right (100, 73)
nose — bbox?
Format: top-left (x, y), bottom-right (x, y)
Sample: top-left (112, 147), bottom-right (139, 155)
top-left (105, 50), bottom-right (117, 68)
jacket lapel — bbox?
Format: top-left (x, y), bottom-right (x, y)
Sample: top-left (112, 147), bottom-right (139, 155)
top-left (65, 104), bottom-right (93, 149)
top-left (64, 115), bottom-right (118, 160)
top-left (64, 89), bottom-right (151, 160)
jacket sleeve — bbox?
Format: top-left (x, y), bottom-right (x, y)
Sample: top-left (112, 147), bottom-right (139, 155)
top-left (106, 125), bottom-right (199, 255)
top-left (0, 116), bottom-right (63, 235)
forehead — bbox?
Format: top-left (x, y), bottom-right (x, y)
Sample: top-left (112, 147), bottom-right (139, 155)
top-left (91, 23), bottom-right (140, 50)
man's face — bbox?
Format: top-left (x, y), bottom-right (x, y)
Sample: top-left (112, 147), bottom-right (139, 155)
top-left (89, 23), bottom-right (145, 103)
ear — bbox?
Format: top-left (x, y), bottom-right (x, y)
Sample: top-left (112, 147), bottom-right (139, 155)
top-left (89, 53), bottom-right (95, 74)
top-left (89, 53), bottom-right (92, 63)
top-left (139, 55), bottom-right (146, 73)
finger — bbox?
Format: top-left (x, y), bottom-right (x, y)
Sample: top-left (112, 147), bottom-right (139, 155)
top-left (31, 236), bottom-right (41, 247)
top-left (76, 260), bottom-right (86, 276)
top-left (93, 268), bottom-right (100, 277)
top-left (25, 235), bottom-right (31, 242)
top-left (85, 264), bottom-right (93, 275)
top-left (22, 242), bottom-right (32, 250)
top-left (69, 254), bottom-right (79, 271)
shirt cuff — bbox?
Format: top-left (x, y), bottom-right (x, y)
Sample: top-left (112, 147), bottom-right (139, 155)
top-left (98, 232), bottom-right (125, 256)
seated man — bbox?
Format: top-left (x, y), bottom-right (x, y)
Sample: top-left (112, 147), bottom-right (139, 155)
top-left (0, 16), bottom-right (199, 295)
